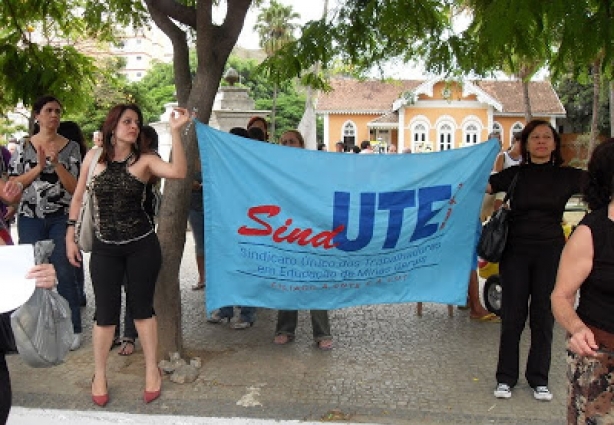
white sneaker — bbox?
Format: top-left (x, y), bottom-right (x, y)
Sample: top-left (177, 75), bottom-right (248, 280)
top-left (70, 333), bottom-right (82, 351)
top-left (533, 386), bottom-right (553, 401)
top-left (494, 383), bottom-right (512, 399)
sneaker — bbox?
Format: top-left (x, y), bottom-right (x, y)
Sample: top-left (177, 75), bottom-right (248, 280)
top-left (230, 319), bottom-right (253, 330)
top-left (70, 333), bottom-right (82, 351)
top-left (533, 386), bottom-right (553, 401)
top-left (494, 383), bottom-right (512, 399)
top-left (206, 310), bottom-right (227, 324)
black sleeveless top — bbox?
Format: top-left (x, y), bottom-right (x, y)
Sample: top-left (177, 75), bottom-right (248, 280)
top-left (92, 155), bottom-right (153, 244)
top-left (576, 207), bottom-right (614, 334)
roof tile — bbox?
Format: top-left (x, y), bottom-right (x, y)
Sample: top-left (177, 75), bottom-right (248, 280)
top-left (317, 78), bottom-right (564, 116)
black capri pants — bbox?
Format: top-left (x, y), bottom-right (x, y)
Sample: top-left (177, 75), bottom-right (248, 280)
top-left (90, 232), bottom-right (162, 326)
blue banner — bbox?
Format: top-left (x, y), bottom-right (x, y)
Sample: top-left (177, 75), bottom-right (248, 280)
top-left (196, 122), bottom-right (499, 312)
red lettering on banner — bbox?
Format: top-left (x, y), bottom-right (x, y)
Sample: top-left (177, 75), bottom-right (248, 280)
top-left (237, 205), bottom-right (280, 236)
top-left (238, 205), bottom-right (344, 249)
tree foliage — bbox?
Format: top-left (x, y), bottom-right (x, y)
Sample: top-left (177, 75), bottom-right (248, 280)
top-left (556, 74), bottom-right (611, 136)
top-left (259, 0), bottom-right (453, 88)
top-left (254, 0), bottom-right (300, 56)
top-left (62, 57), bottom-right (163, 144)
top-left (0, 0), bottom-right (147, 115)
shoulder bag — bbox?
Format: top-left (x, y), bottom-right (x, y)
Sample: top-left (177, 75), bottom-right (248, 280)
top-left (477, 173), bottom-right (519, 263)
top-left (75, 148), bottom-right (103, 252)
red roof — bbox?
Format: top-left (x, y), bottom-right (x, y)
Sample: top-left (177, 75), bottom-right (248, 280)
top-left (317, 78), bottom-right (565, 116)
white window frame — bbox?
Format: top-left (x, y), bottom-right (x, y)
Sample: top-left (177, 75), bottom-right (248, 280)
top-left (437, 122), bottom-right (454, 151)
top-left (492, 121), bottom-right (503, 144)
top-left (341, 121), bottom-right (357, 147)
top-left (462, 122), bottom-right (480, 146)
top-left (410, 121), bottom-right (428, 152)
top-left (510, 122), bottom-right (524, 144)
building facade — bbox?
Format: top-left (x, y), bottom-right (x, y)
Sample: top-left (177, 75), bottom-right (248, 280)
top-left (110, 27), bottom-right (173, 82)
top-left (316, 77), bottom-right (566, 153)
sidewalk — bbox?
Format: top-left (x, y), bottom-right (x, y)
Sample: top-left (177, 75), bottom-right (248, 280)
top-left (6, 231), bottom-right (568, 425)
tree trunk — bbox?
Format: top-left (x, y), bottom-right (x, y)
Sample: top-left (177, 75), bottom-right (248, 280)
top-left (271, 82), bottom-right (278, 140)
top-left (144, 0), bottom-right (251, 358)
top-left (589, 58), bottom-right (602, 156)
top-left (522, 80), bottom-right (532, 123)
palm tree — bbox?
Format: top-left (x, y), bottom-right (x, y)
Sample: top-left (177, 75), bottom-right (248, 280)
top-left (254, 0), bottom-right (300, 140)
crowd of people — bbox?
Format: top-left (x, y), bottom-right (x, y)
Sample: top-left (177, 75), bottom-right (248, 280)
top-left (0, 99), bottom-right (612, 424)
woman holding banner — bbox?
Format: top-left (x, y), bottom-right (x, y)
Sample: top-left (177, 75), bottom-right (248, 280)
top-left (274, 130), bottom-right (333, 350)
top-left (486, 120), bottom-right (587, 401)
top-left (66, 104), bottom-right (188, 406)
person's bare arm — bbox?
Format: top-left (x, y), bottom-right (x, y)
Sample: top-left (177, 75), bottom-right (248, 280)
top-left (145, 108), bottom-right (188, 180)
top-left (551, 225), bottom-right (598, 356)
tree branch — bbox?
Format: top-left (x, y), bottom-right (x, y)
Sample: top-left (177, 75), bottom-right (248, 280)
top-left (144, 0), bottom-right (192, 105)
top-left (149, 0), bottom-right (196, 29)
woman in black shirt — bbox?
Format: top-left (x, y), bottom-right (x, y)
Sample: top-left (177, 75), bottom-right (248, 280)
top-left (486, 120), bottom-right (587, 402)
top-left (552, 139), bottom-right (614, 424)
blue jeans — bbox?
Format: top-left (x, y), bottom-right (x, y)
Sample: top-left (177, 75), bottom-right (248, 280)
top-left (219, 306), bottom-right (256, 323)
top-left (18, 214), bottom-right (82, 334)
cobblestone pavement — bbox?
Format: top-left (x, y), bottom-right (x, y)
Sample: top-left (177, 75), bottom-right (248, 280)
top-left (7, 231), bottom-right (568, 424)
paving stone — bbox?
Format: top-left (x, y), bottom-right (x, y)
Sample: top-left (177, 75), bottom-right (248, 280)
top-left (7, 231), bottom-right (568, 424)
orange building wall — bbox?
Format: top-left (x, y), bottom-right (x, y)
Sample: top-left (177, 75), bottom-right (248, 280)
top-left (324, 80), bottom-right (555, 151)
top-left (326, 114), bottom-right (381, 148)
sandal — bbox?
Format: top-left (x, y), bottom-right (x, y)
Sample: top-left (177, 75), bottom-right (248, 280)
top-left (470, 312), bottom-right (501, 322)
top-left (191, 282), bottom-right (205, 291)
top-left (118, 338), bottom-right (136, 356)
top-left (110, 337), bottom-right (122, 351)
top-left (273, 334), bottom-right (295, 345)
top-left (317, 339), bottom-right (333, 351)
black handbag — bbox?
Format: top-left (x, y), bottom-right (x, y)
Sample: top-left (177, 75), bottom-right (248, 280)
top-left (477, 173), bottom-right (519, 262)
top-left (0, 310), bottom-right (17, 355)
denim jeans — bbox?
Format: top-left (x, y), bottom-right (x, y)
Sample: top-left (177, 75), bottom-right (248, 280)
top-left (18, 214), bottom-right (82, 334)
top-left (219, 306), bottom-right (256, 323)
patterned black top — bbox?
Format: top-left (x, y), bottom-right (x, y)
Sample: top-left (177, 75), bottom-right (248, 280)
top-left (92, 155), bottom-right (153, 244)
top-left (9, 140), bottom-right (81, 218)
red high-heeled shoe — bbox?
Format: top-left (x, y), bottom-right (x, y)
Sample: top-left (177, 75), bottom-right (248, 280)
top-left (143, 368), bottom-right (162, 404)
top-left (91, 375), bottom-right (109, 407)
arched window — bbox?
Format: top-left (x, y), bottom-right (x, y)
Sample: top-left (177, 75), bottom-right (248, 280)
top-left (437, 122), bottom-right (454, 151)
top-left (492, 121), bottom-right (503, 144)
top-left (510, 122), bottom-right (524, 144)
top-left (342, 121), bottom-right (357, 148)
top-left (411, 121), bottom-right (429, 152)
top-left (463, 122), bottom-right (480, 146)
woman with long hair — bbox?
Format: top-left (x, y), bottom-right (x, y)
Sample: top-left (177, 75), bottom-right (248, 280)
top-left (66, 104), bottom-right (188, 406)
top-left (9, 95), bottom-right (83, 350)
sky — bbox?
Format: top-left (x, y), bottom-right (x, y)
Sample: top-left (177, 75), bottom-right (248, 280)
top-left (233, 0), bottom-right (434, 80)
top-left (236, 0), bottom-right (328, 50)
